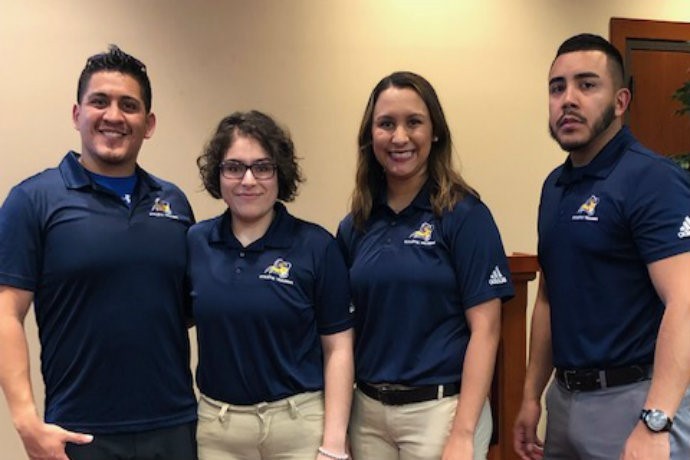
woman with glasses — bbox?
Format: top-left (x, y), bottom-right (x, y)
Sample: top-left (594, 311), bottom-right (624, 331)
top-left (337, 72), bottom-right (514, 460)
top-left (189, 110), bottom-right (354, 460)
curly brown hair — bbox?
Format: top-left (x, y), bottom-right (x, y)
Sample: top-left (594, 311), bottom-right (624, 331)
top-left (197, 110), bottom-right (304, 201)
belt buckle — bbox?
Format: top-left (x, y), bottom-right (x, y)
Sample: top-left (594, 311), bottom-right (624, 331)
top-left (563, 369), bottom-right (601, 391)
top-left (562, 369), bottom-right (578, 391)
top-left (376, 385), bottom-right (395, 405)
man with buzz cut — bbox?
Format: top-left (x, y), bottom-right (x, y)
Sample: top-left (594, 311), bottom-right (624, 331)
top-left (513, 33), bottom-right (690, 459)
top-left (0, 45), bottom-right (197, 460)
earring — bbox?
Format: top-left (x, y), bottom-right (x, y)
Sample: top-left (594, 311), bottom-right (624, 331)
top-left (433, 136), bottom-right (439, 142)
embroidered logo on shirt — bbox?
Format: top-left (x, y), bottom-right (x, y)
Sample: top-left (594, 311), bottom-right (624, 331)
top-left (488, 266), bottom-right (508, 286)
top-left (678, 216), bottom-right (690, 239)
top-left (572, 195), bottom-right (600, 222)
top-left (404, 222), bottom-right (436, 246)
top-left (149, 198), bottom-right (180, 220)
top-left (259, 258), bottom-right (294, 285)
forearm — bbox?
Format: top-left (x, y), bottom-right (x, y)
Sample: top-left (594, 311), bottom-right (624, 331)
top-left (447, 299), bottom-right (501, 440)
top-left (644, 253), bottom-right (690, 417)
top-left (450, 320), bottom-right (500, 438)
top-left (1, 309), bottom-right (94, 459)
top-left (643, 298), bottom-right (690, 417)
top-left (321, 330), bottom-right (354, 451)
top-left (620, 253), bottom-right (690, 459)
top-left (0, 307), bottom-right (39, 431)
top-left (0, 318), bottom-right (38, 434)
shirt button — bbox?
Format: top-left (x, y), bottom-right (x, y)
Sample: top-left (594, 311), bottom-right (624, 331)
top-left (235, 268), bottom-right (241, 274)
top-left (239, 252), bottom-right (245, 258)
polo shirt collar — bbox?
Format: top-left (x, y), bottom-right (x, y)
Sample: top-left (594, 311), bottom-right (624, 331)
top-left (556, 126), bottom-right (636, 186)
top-left (59, 151), bottom-right (163, 192)
top-left (209, 201), bottom-right (295, 250)
top-left (373, 180), bottom-right (434, 215)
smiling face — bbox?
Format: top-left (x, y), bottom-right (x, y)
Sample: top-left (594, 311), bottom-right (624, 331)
top-left (548, 50), bottom-right (630, 165)
top-left (371, 87), bottom-right (434, 186)
top-left (72, 71), bottom-right (156, 176)
top-left (220, 134), bottom-right (278, 230)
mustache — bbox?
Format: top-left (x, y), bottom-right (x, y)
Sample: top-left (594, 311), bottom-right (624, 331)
top-left (557, 110), bottom-right (586, 127)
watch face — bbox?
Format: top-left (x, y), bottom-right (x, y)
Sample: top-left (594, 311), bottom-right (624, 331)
top-left (645, 410), bottom-right (670, 432)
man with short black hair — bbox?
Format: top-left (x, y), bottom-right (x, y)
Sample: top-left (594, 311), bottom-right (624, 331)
top-left (0, 45), bottom-right (197, 460)
top-left (513, 33), bottom-right (690, 459)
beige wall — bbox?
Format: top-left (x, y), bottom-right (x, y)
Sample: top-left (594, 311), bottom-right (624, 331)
top-left (2, 0), bottom-right (689, 457)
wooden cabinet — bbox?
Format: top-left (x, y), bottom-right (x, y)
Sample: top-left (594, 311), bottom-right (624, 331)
top-left (488, 254), bottom-right (539, 460)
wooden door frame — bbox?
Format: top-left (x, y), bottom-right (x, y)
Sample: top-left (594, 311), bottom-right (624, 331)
top-left (610, 17), bottom-right (690, 93)
top-left (610, 18), bottom-right (690, 155)
top-left (611, 17), bottom-right (690, 54)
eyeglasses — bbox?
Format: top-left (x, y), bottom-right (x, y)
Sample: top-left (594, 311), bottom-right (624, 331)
top-left (219, 160), bottom-right (277, 180)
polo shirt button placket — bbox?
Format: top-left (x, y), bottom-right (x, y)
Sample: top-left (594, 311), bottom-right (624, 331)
top-left (235, 251), bottom-right (247, 276)
top-left (387, 220), bottom-right (396, 245)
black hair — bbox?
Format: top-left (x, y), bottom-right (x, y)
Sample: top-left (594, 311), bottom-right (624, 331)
top-left (77, 44), bottom-right (152, 112)
top-left (555, 33), bottom-right (626, 89)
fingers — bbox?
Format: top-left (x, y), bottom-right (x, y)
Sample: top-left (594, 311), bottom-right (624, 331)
top-left (25, 426), bottom-right (93, 460)
top-left (513, 421), bottom-right (544, 460)
top-left (63, 431), bottom-right (94, 445)
top-left (513, 423), bottom-right (531, 457)
top-left (527, 441), bottom-right (545, 459)
top-left (49, 431), bottom-right (92, 460)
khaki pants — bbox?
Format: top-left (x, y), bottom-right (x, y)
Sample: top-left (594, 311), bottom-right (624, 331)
top-left (197, 391), bottom-right (324, 460)
top-left (350, 388), bottom-right (492, 460)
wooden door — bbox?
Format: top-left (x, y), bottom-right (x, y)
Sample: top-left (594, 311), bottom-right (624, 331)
top-left (610, 18), bottom-right (690, 157)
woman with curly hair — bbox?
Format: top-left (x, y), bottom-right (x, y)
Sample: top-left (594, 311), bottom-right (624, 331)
top-left (189, 110), bottom-right (354, 460)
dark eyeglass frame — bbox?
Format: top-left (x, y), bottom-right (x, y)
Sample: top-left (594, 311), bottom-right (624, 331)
top-left (219, 160), bottom-right (277, 180)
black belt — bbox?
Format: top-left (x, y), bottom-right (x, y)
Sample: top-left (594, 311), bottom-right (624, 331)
top-left (357, 381), bottom-right (460, 406)
top-left (556, 364), bottom-right (652, 392)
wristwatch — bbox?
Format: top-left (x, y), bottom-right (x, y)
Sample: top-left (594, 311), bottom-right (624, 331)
top-left (640, 409), bottom-right (673, 433)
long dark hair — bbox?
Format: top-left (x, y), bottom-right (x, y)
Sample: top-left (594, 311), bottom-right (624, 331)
top-left (350, 71), bottom-right (477, 230)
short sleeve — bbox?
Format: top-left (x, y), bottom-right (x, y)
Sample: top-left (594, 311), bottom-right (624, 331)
top-left (313, 237), bottom-right (354, 335)
top-left (0, 186), bottom-right (43, 290)
top-left (627, 162), bottom-right (690, 263)
top-left (442, 200), bottom-right (514, 309)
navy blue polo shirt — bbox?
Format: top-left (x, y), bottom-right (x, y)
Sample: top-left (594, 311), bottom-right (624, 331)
top-left (188, 203), bottom-right (353, 405)
top-left (538, 126), bottom-right (690, 369)
top-left (0, 152), bottom-right (197, 433)
top-left (337, 186), bottom-right (514, 385)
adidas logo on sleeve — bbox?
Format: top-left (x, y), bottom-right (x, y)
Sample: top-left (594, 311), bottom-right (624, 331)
top-left (678, 216), bottom-right (690, 239)
top-left (488, 266), bottom-right (508, 286)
